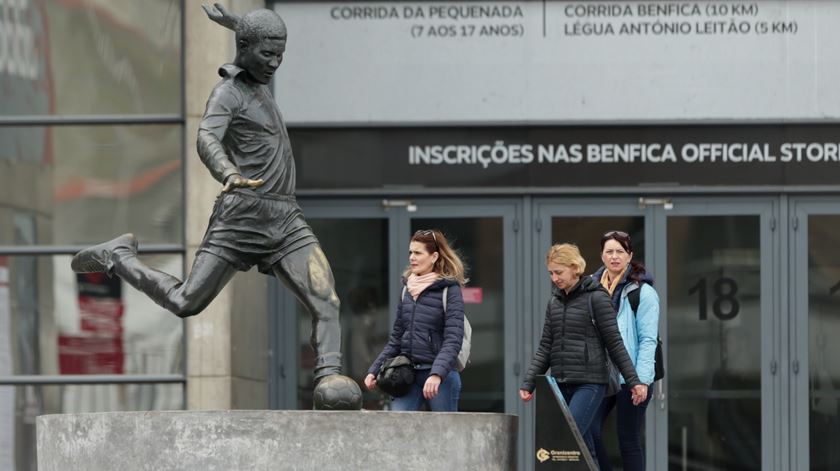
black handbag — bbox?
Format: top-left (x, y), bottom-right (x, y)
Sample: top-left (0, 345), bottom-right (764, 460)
top-left (653, 337), bottom-right (665, 381)
top-left (376, 355), bottom-right (415, 397)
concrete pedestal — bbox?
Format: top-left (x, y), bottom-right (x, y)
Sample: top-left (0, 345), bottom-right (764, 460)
top-left (37, 410), bottom-right (517, 470)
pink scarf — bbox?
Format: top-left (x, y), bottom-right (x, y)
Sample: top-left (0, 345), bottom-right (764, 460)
top-left (406, 272), bottom-right (439, 300)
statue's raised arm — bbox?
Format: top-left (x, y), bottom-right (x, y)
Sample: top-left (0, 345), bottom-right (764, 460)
top-left (201, 2), bottom-right (240, 31)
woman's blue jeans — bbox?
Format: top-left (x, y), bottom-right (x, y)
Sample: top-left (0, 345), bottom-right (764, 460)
top-left (590, 383), bottom-right (652, 471)
top-left (390, 368), bottom-right (461, 412)
top-left (557, 382), bottom-right (606, 460)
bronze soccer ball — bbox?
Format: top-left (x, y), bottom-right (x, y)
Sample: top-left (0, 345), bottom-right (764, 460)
top-left (312, 374), bottom-right (363, 410)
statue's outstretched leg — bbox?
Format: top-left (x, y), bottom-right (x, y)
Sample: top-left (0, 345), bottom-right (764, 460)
top-left (271, 243), bottom-right (342, 383)
top-left (72, 234), bottom-right (237, 318)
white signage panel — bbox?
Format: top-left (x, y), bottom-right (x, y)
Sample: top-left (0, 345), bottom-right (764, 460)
top-left (273, 1), bottom-right (840, 123)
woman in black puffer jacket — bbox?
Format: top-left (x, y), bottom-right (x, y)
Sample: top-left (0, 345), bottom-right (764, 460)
top-left (365, 229), bottom-right (467, 411)
top-left (520, 243), bottom-right (648, 458)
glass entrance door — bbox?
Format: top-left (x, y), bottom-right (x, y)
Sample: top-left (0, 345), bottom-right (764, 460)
top-left (657, 197), bottom-right (776, 471)
top-left (533, 196), bottom-right (778, 471)
top-left (269, 199), bottom-right (393, 410)
top-left (406, 200), bottom-right (519, 414)
top-left (273, 198), bottom-right (520, 418)
top-left (532, 198), bottom-right (649, 471)
top-left (791, 198), bottom-right (840, 471)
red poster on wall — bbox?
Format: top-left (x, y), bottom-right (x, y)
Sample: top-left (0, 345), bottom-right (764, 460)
top-left (462, 287), bottom-right (483, 304)
top-left (59, 273), bottom-right (124, 374)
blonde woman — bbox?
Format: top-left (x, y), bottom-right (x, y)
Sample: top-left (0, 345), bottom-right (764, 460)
top-left (520, 243), bottom-right (647, 457)
top-left (365, 229), bottom-right (467, 411)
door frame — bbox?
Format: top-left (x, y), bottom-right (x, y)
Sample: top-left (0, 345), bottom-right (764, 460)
top-left (532, 197), bottom-right (653, 470)
top-left (397, 198), bottom-right (522, 412)
top-left (269, 198), bottom-right (392, 409)
top-left (270, 196), bottom-right (523, 417)
top-left (789, 196), bottom-right (840, 471)
top-left (533, 195), bottom-right (781, 471)
top-left (656, 196), bottom-right (780, 471)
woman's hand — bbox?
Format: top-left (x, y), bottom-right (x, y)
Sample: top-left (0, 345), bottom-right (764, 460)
top-left (423, 374), bottom-right (442, 399)
top-left (519, 388), bottom-right (534, 402)
top-left (364, 373), bottom-right (377, 391)
top-left (631, 384), bottom-right (649, 405)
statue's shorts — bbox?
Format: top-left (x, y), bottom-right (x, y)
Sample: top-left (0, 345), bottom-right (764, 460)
top-left (198, 189), bottom-right (317, 274)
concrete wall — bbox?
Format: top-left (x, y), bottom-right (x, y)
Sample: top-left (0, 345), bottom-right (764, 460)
top-left (183, 0), bottom-right (269, 410)
top-left (38, 411), bottom-right (518, 470)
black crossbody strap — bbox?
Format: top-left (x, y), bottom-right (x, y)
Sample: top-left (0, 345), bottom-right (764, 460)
top-left (628, 286), bottom-right (641, 316)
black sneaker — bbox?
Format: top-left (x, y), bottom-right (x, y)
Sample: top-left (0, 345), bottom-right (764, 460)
top-left (71, 233), bottom-right (138, 274)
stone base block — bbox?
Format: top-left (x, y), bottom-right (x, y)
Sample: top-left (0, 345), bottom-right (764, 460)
top-left (37, 410), bottom-right (517, 470)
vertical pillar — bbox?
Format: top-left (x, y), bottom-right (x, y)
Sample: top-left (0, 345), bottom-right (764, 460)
top-left (183, 0), bottom-right (269, 410)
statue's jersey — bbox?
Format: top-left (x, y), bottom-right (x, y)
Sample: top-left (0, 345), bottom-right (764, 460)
top-left (197, 64), bottom-right (295, 196)
top-left (195, 63), bottom-right (316, 273)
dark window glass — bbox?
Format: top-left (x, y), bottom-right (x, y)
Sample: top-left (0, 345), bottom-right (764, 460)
top-left (1, 0), bottom-right (181, 116)
top-left (0, 125), bottom-right (183, 246)
top-left (411, 217), bottom-right (505, 413)
top-left (550, 216), bottom-right (645, 468)
top-left (808, 215), bottom-right (840, 471)
top-left (0, 254), bottom-right (184, 376)
top-left (296, 219), bottom-right (389, 410)
top-left (667, 216), bottom-right (761, 470)
top-left (550, 217), bottom-right (646, 274)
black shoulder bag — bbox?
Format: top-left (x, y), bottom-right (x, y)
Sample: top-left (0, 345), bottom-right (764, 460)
top-left (586, 294), bottom-right (621, 397)
top-left (376, 355), bottom-right (415, 398)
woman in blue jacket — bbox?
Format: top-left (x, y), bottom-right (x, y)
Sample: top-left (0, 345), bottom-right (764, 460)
top-left (590, 231), bottom-right (660, 471)
top-left (364, 229), bottom-right (467, 411)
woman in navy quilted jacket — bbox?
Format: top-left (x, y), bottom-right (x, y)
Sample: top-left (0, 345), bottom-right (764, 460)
top-left (364, 229), bottom-right (467, 411)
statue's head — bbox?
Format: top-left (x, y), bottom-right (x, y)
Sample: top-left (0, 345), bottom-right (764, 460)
top-left (234, 9), bottom-right (287, 84)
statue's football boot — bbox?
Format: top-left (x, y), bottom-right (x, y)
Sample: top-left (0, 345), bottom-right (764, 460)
top-left (71, 233), bottom-right (138, 275)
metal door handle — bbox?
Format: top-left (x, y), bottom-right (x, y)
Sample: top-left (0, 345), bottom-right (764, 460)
top-left (657, 379), bottom-right (665, 410)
